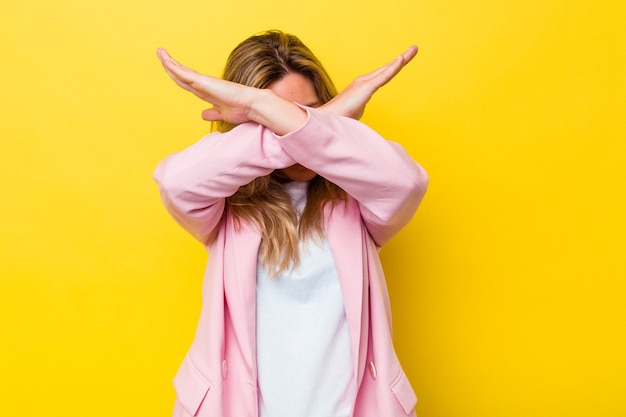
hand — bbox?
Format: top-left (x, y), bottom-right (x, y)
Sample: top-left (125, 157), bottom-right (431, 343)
top-left (157, 48), bottom-right (307, 134)
top-left (321, 45), bottom-right (418, 119)
top-left (156, 48), bottom-right (259, 125)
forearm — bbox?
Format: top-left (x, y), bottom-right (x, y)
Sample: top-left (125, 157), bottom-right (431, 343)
top-left (278, 107), bottom-right (428, 244)
top-left (248, 89), bottom-right (309, 136)
top-left (154, 123), bottom-right (296, 242)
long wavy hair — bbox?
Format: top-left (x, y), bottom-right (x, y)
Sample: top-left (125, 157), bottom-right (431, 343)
top-left (216, 30), bottom-right (346, 275)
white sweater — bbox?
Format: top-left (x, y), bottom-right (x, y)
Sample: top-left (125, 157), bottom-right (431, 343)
top-left (256, 181), bottom-right (356, 417)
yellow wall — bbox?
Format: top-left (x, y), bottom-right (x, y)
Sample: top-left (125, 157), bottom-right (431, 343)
top-left (2, 0), bottom-right (624, 415)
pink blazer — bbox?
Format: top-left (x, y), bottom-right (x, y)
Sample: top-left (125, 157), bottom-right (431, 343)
top-left (154, 107), bottom-right (429, 417)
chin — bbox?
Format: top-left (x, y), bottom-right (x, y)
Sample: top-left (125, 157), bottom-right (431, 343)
top-left (286, 171), bottom-right (318, 182)
top-left (280, 165), bottom-right (318, 182)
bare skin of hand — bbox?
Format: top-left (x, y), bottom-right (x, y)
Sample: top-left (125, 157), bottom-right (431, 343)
top-left (321, 45), bottom-right (418, 120)
top-left (157, 48), bottom-right (263, 125)
top-left (156, 44), bottom-right (418, 130)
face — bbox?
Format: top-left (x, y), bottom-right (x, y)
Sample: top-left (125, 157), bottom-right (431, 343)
top-left (268, 72), bottom-right (320, 182)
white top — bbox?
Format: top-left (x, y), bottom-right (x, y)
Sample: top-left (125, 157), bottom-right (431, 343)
top-left (256, 181), bottom-right (356, 417)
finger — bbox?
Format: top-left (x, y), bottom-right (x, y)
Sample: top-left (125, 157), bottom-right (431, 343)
top-left (157, 48), bottom-right (185, 70)
top-left (156, 47), bottom-right (170, 63)
top-left (401, 45), bottom-right (418, 66)
top-left (157, 49), bottom-right (193, 86)
top-left (201, 108), bottom-right (223, 121)
top-left (157, 48), bottom-right (185, 75)
top-left (358, 45), bottom-right (418, 84)
top-left (160, 65), bottom-right (194, 90)
top-left (157, 48), bottom-right (215, 100)
top-left (368, 45), bottom-right (419, 87)
top-left (384, 45), bottom-right (418, 77)
top-left (359, 58), bottom-right (404, 90)
top-left (157, 48), bottom-right (205, 87)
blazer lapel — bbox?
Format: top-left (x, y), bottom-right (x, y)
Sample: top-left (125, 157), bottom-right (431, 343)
top-left (223, 217), bottom-right (262, 376)
top-left (325, 199), bottom-right (367, 382)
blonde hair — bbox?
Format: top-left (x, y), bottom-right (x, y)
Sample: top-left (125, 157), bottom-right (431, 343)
top-left (216, 30), bottom-right (345, 275)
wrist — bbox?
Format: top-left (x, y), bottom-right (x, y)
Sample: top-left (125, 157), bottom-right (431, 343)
top-left (247, 88), bottom-right (274, 125)
top-left (250, 89), bottom-right (308, 136)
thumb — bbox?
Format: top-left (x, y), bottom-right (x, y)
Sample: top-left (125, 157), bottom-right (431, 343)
top-left (201, 108), bottom-right (223, 121)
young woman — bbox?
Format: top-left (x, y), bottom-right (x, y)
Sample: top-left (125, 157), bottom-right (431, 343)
top-left (154, 30), bottom-right (428, 417)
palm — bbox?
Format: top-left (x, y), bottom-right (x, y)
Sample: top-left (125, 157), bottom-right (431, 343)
top-left (157, 48), bottom-right (255, 124)
top-left (322, 45), bottom-right (418, 119)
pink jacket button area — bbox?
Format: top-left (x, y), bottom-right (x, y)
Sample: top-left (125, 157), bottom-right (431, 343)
top-left (221, 360), bottom-right (228, 379)
top-left (369, 361), bottom-right (377, 380)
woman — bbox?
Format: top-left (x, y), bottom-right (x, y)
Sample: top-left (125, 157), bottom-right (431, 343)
top-left (154, 30), bottom-right (428, 417)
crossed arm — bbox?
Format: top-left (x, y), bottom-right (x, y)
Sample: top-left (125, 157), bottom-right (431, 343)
top-left (156, 44), bottom-right (418, 135)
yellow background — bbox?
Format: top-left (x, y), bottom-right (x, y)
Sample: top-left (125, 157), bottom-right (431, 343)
top-left (2, 0), bottom-right (624, 416)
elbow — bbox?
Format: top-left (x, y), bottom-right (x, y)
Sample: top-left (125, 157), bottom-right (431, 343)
top-left (153, 160), bottom-right (185, 202)
top-left (407, 163), bottom-right (429, 206)
top-left (374, 164), bottom-right (429, 225)
top-left (416, 166), bottom-right (429, 198)
top-left (153, 163), bottom-right (195, 222)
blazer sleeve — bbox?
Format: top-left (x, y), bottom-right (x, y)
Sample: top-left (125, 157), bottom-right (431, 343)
top-left (153, 122), bottom-right (296, 244)
top-left (277, 106), bottom-right (429, 247)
